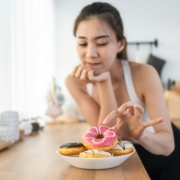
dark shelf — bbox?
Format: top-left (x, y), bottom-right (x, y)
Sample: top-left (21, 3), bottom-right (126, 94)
top-left (127, 39), bottom-right (158, 48)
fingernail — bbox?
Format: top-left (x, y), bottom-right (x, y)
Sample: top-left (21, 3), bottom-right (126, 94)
top-left (118, 107), bottom-right (124, 112)
top-left (134, 104), bottom-right (139, 108)
top-left (103, 118), bottom-right (109, 124)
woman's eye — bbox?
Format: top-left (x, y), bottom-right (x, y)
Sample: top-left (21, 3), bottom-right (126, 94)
top-left (97, 42), bottom-right (108, 46)
top-left (78, 42), bottom-right (108, 47)
top-left (79, 44), bottom-right (87, 47)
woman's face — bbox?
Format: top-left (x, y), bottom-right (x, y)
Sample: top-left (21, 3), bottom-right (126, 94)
top-left (75, 17), bottom-right (124, 75)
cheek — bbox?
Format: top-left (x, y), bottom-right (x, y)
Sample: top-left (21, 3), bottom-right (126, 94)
top-left (77, 47), bottom-right (84, 59)
top-left (101, 47), bottom-right (117, 65)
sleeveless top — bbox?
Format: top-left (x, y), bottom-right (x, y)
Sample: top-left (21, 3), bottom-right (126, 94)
top-left (121, 60), bottom-right (154, 133)
top-left (87, 60), bottom-right (155, 133)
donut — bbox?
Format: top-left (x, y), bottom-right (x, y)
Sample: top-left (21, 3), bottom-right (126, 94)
top-left (59, 142), bottom-right (87, 155)
top-left (109, 141), bottom-right (134, 156)
top-left (82, 126), bottom-right (118, 151)
top-left (79, 149), bottom-right (113, 158)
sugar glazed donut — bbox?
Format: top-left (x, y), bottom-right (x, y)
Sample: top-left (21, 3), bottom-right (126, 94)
top-left (79, 149), bottom-right (113, 158)
top-left (82, 126), bottom-right (118, 151)
top-left (59, 142), bottom-right (87, 155)
top-left (109, 141), bottom-right (134, 156)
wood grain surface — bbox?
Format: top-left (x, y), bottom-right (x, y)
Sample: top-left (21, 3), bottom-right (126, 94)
top-left (172, 119), bottom-right (180, 129)
top-left (0, 122), bottom-right (150, 180)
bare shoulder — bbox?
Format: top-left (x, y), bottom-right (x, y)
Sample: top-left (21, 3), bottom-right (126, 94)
top-left (128, 61), bottom-right (163, 100)
top-left (129, 61), bottom-right (160, 84)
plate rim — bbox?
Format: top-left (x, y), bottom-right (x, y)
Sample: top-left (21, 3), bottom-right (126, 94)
top-left (56, 148), bottom-right (136, 169)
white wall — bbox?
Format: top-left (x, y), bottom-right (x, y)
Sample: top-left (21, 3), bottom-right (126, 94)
top-left (0, 0), bottom-right (11, 111)
top-left (0, 0), bottom-right (56, 116)
top-left (54, 0), bottom-right (180, 92)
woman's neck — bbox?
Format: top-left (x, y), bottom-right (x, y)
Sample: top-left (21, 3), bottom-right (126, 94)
top-left (109, 60), bottom-right (124, 84)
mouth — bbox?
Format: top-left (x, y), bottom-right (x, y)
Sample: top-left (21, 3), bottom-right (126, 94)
top-left (85, 62), bottom-right (102, 67)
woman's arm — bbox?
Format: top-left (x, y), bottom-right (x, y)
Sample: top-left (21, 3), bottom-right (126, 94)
top-left (103, 65), bottom-right (174, 156)
top-left (138, 65), bottom-right (174, 155)
top-left (95, 74), bottom-right (118, 126)
top-left (65, 74), bottom-right (99, 126)
top-left (65, 66), bottom-right (118, 126)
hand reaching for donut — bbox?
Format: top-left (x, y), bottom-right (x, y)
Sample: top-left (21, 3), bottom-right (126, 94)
top-left (103, 101), bottom-right (163, 140)
top-left (71, 65), bottom-right (110, 83)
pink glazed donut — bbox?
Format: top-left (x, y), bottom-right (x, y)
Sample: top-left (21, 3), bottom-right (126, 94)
top-left (82, 126), bottom-right (118, 151)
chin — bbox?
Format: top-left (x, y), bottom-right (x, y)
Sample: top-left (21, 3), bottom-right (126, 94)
top-left (93, 69), bottom-right (104, 75)
top-left (96, 68), bottom-right (109, 75)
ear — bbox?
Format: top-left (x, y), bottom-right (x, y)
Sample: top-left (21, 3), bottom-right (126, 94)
top-left (117, 39), bottom-right (125, 53)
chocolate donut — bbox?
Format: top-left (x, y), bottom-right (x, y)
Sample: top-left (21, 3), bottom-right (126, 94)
top-left (59, 142), bottom-right (87, 155)
top-left (108, 141), bottom-right (134, 156)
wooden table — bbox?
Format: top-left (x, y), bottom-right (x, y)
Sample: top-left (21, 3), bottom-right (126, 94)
top-left (0, 122), bottom-right (150, 180)
top-left (172, 119), bottom-right (180, 129)
top-left (164, 90), bottom-right (180, 120)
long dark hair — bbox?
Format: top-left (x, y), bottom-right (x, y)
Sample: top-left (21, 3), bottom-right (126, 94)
top-left (73, 2), bottom-right (128, 60)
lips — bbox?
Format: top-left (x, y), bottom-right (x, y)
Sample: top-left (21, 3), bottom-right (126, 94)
top-left (85, 62), bottom-right (101, 67)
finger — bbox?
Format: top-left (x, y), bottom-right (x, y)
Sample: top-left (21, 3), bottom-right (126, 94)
top-left (118, 101), bottom-right (135, 114)
top-left (80, 68), bottom-right (91, 80)
top-left (87, 70), bottom-right (94, 80)
top-left (126, 107), bottom-right (134, 115)
top-left (115, 117), bottom-right (123, 129)
top-left (134, 104), bottom-right (144, 119)
top-left (103, 110), bottom-right (124, 125)
top-left (111, 126), bottom-right (119, 137)
top-left (71, 65), bottom-right (80, 76)
top-left (112, 119), bottom-right (124, 138)
top-left (74, 66), bottom-right (84, 78)
top-left (88, 70), bottom-right (105, 81)
top-left (111, 125), bottom-right (116, 132)
top-left (111, 121), bottom-right (121, 133)
top-left (143, 118), bottom-right (163, 127)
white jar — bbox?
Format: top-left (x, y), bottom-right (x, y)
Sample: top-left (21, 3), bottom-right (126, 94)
top-left (0, 111), bottom-right (20, 144)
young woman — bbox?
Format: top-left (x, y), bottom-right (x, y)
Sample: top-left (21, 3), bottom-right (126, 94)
top-left (65, 2), bottom-right (180, 180)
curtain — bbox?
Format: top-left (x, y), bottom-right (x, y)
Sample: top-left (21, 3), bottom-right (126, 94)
top-left (0, 0), bottom-right (56, 119)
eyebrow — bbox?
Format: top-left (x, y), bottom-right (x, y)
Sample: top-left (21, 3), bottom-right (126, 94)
top-left (77, 35), bottom-right (109, 40)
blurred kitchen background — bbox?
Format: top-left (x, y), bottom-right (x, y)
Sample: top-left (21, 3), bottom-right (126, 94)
top-left (0, 0), bottom-right (180, 121)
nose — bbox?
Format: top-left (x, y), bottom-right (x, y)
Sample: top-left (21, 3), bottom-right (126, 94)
top-left (86, 44), bottom-right (98, 58)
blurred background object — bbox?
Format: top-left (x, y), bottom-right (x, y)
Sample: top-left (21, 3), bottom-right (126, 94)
top-left (0, 111), bottom-right (20, 151)
top-left (45, 77), bottom-right (65, 121)
top-left (19, 119), bottom-right (33, 136)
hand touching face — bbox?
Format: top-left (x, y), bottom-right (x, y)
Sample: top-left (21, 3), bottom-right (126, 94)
top-left (71, 65), bottom-right (110, 83)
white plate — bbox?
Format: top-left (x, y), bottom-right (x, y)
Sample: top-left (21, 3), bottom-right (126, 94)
top-left (56, 148), bottom-right (135, 169)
